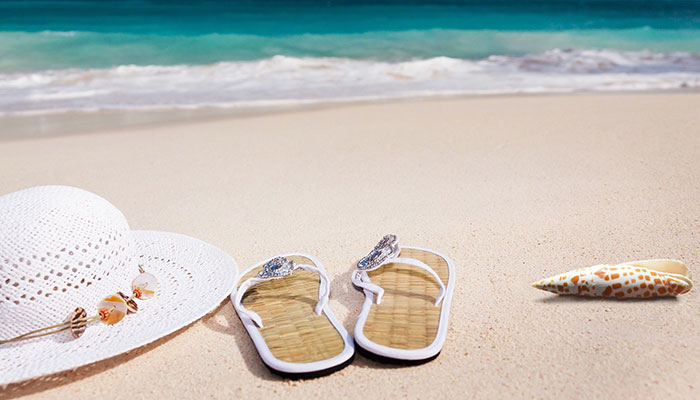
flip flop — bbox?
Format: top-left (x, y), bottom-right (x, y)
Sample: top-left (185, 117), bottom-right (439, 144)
top-left (352, 235), bottom-right (455, 364)
top-left (231, 254), bottom-right (354, 378)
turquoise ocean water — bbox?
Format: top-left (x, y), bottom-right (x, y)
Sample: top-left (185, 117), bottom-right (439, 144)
top-left (1, 0), bottom-right (700, 114)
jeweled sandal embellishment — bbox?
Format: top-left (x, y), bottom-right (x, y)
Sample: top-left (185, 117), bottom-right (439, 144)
top-left (258, 256), bottom-right (295, 279)
top-left (0, 265), bottom-right (159, 345)
top-left (357, 234), bottom-right (400, 271)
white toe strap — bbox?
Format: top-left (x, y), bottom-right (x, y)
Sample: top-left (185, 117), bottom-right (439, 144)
top-left (233, 261), bottom-right (330, 328)
top-left (353, 256), bottom-right (445, 306)
top-left (352, 270), bottom-right (386, 304)
top-left (297, 264), bottom-right (330, 314)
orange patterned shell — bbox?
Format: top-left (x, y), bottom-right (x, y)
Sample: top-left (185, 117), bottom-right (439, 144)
top-left (532, 260), bottom-right (692, 298)
top-left (117, 291), bottom-right (139, 313)
top-left (97, 294), bottom-right (128, 324)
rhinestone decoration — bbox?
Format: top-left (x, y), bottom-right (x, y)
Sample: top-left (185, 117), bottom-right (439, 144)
top-left (356, 234), bottom-right (400, 270)
top-left (258, 256), bottom-right (295, 279)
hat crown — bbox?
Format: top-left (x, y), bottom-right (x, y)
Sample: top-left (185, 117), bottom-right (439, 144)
top-left (0, 186), bottom-right (136, 338)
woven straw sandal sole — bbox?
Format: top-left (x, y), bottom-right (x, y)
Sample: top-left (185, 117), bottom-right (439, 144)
top-left (233, 253), bottom-right (354, 378)
top-left (353, 246), bottom-right (455, 363)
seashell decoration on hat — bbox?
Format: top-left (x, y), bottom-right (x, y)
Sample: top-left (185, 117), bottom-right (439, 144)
top-left (0, 186), bottom-right (238, 386)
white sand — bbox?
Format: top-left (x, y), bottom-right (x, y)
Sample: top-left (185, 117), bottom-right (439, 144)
top-left (1, 92), bottom-right (700, 399)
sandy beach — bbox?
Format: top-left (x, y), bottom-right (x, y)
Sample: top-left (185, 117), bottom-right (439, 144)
top-left (1, 92), bottom-right (700, 399)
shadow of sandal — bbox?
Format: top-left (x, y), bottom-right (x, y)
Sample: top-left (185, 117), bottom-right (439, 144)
top-left (330, 268), bottom-right (365, 330)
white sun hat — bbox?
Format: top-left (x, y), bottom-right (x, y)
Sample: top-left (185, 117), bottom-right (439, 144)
top-left (0, 186), bottom-right (238, 386)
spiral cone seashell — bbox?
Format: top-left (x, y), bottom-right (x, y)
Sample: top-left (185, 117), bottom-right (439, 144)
top-left (532, 259), bottom-right (692, 298)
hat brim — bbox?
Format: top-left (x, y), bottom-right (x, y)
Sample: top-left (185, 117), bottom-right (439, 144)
top-left (0, 230), bottom-right (238, 386)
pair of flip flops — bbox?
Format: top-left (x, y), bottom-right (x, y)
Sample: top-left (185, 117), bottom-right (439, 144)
top-left (230, 235), bottom-right (456, 378)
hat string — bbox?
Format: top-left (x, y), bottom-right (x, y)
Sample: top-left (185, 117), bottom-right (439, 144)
top-left (0, 265), bottom-right (159, 345)
top-left (0, 314), bottom-right (103, 344)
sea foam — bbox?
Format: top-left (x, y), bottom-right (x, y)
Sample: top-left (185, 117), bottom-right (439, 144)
top-left (1, 49), bottom-right (699, 115)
